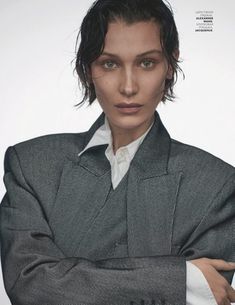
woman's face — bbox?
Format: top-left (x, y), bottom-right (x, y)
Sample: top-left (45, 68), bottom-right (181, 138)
top-left (90, 20), bottom-right (174, 134)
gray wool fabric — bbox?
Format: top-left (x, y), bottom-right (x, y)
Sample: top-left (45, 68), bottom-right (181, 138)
top-left (72, 172), bottom-right (129, 261)
top-left (0, 111), bottom-right (235, 305)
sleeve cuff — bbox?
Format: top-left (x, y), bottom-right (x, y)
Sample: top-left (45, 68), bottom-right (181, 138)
top-left (186, 261), bottom-right (217, 305)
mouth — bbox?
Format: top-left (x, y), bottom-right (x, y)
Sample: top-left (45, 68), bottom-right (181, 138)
top-left (115, 103), bottom-right (143, 114)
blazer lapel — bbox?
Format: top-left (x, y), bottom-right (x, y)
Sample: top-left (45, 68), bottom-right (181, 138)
top-left (126, 111), bottom-right (184, 257)
top-left (49, 111), bottom-right (183, 258)
top-left (49, 112), bottom-right (112, 256)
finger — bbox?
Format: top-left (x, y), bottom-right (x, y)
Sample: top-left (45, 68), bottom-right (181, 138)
top-left (207, 259), bottom-right (235, 271)
top-left (218, 297), bottom-right (231, 305)
top-left (227, 285), bottom-right (235, 302)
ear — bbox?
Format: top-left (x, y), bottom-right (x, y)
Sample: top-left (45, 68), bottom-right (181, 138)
top-left (166, 49), bottom-right (180, 79)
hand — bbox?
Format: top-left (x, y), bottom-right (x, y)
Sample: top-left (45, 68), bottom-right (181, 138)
top-left (190, 258), bottom-right (235, 305)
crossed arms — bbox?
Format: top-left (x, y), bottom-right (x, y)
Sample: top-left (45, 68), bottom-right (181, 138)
top-left (1, 147), bottom-right (235, 305)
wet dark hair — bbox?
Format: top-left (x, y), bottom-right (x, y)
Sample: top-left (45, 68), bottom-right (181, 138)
top-left (75, 0), bottom-right (182, 107)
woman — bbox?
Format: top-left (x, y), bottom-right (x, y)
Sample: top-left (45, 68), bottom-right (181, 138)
top-left (1, 1), bottom-right (235, 305)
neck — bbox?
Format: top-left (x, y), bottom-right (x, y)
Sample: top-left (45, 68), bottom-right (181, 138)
top-left (109, 115), bottom-right (154, 154)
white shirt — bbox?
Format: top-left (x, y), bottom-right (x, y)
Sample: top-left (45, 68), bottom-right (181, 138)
top-left (78, 116), bottom-right (217, 305)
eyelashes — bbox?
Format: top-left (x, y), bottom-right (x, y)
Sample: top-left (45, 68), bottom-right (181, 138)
top-left (102, 60), bottom-right (118, 69)
top-left (140, 59), bottom-right (156, 69)
top-left (97, 58), bottom-right (159, 71)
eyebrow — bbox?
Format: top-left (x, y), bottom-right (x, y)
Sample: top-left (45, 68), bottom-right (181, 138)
top-left (100, 49), bottom-right (163, 58)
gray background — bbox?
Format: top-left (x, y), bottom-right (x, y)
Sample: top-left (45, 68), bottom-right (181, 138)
top-left (0, 0), bottom-right (234, 303)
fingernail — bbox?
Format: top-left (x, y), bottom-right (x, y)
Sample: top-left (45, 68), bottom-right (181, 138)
top-left (228, 262), bottom-right (235, 266)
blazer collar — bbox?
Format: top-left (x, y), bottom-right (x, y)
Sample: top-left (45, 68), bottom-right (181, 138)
top-left (131, 110), bottom-right (171, 179)
top-left (78, 110), bottom-right (171, 179)
top-left (82, 112), bottom-right (107, 148)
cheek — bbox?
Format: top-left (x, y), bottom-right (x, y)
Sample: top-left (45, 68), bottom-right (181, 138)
top-left (141, 65), bottom-right (169, 89)
top-left (92, 79), bottom-right (107, 96)
top-left (139, 73), bottom-right (167, 105)
top-left (92, 79), bottom-right (114, 106)
top-left (142, 75), bottom-right (166, 96)
top-left (92, 68), bottom-right (120, 94)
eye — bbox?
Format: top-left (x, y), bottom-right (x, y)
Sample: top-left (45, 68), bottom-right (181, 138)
top-left (140, 59), bottom-right (156, 69)
top-left (102, 60), bottom-right (118, 70)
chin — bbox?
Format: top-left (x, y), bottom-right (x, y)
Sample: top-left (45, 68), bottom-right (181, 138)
top-left (111, 115), bottom-right (151, 130)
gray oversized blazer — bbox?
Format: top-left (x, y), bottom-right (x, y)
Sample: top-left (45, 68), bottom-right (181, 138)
top-left (1, 111), bottom-right (235, 305)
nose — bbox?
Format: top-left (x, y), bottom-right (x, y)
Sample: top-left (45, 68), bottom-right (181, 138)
top-left (119, 67), bottom-right (138, 97)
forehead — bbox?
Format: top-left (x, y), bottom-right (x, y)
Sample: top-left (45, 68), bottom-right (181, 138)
top-left (103, 20), bottom-right (162, 54)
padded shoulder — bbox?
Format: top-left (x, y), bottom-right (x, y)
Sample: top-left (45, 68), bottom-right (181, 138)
top-left (14, 132), bottom-right (86, 158)
top-left (171, 138), bottom-right (234, 170)
top-left (169, 138), bottom-right (235, 196)
top-left (4, 133), bottom-right (86, 196)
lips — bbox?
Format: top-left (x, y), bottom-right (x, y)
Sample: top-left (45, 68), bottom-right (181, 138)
top-left (115, 103), bottom-right (143, 114)
top-left (115, 103), bottom-right (142, 108)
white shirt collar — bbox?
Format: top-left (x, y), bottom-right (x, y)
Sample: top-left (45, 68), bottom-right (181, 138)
top-left (78, 115), bottom-right (154, 189)
top-left (78, 116), bottom-right (153, 156)
top-left (78, 116), bottom-right (112, 157)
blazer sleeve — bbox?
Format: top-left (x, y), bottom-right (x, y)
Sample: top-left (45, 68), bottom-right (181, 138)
top-left (0, 146), bottom-right (186, 305)
top-left (180, 171), bottom-right (235, 284)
